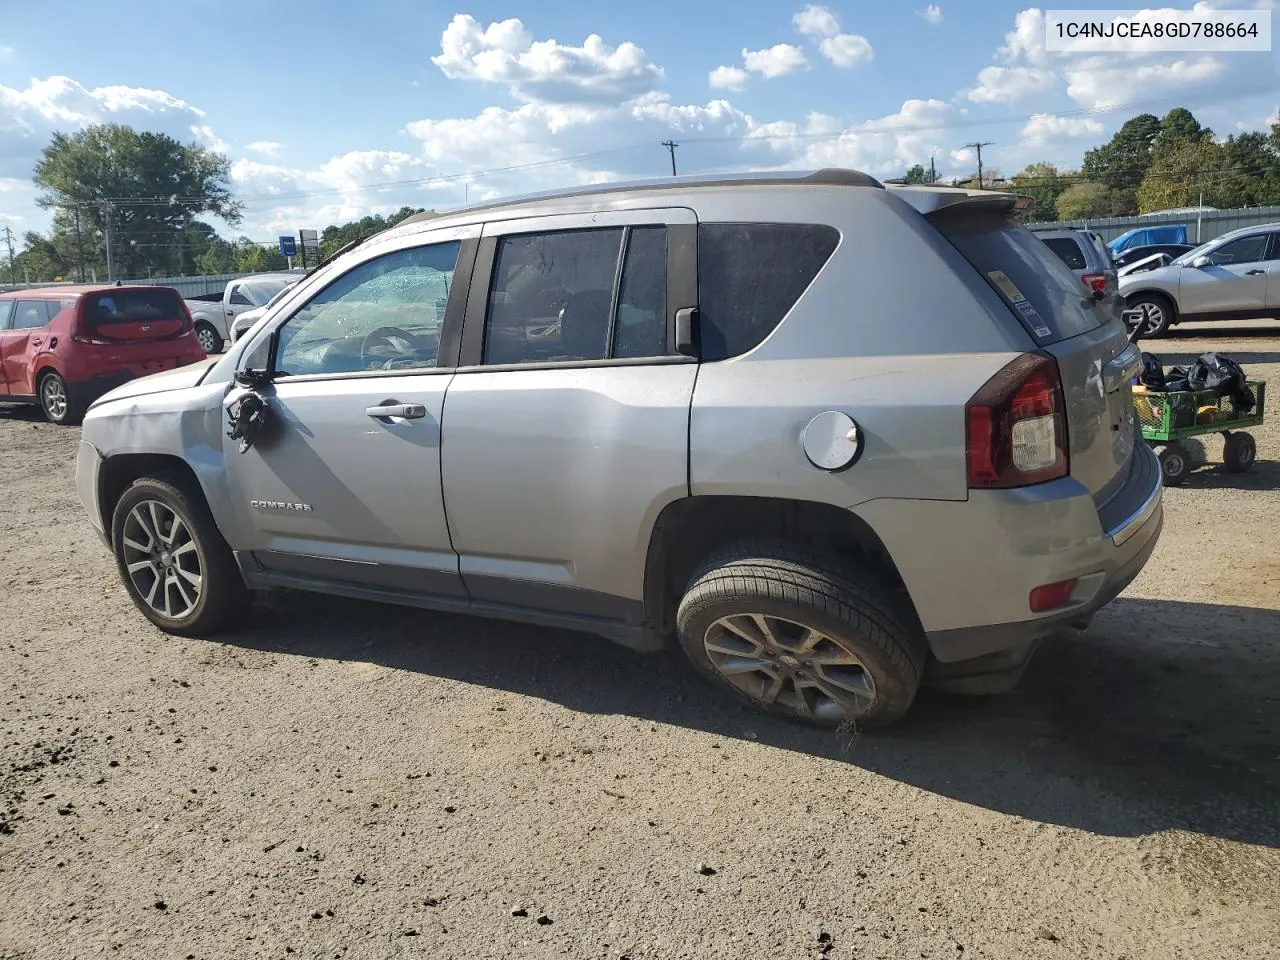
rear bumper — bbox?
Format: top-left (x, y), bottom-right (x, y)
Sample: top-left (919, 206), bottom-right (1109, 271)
top-left (68, 373), bottom-right (133, 410)
top-left (857, 443), bottom-right (1164, 664)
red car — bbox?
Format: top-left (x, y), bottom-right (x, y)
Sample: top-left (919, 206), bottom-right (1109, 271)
top-left (0, 285), bottom-right (207, 425)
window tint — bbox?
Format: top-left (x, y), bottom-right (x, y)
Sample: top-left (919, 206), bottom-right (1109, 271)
top-left (85, 289), bottom-right (184, 332)
top-left (697, 223), bottom-right (839, 361)
top-left (275, 241), bottom-right (459, 377)
top-left (1266, 234), bottom-right (1280, 261)
top-left (12, 300), bottom-right (53, 330)
top-left (1209, 234), bottom-right (1268, 265)
top-left (1041, 237), bottom-right (1087, 271)
top-left (229, 286), bottom-right (254, 306)
top-left (483, 226), bottom-right (670, 365)
top-left (0, 300), bottom-right (14, 330)
top-left (613, 227), bottom-right (667, 359)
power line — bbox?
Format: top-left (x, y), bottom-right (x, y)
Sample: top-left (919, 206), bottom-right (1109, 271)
top-left (661, 140), bottom-right (679, 176)
top-left (965, 141), bottom-right (995, 189)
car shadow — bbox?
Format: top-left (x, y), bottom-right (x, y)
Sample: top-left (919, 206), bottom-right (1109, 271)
top-left (0, 403), bottom-right (48, 423)
top-left (215, 592), bottom-right (1280, 850)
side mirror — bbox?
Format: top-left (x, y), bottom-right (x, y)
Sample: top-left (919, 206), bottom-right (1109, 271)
top-left (1192, 255), bottom-right (1211, 269)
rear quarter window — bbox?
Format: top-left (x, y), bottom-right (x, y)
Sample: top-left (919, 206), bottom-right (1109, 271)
top-left (1041, 237), bottom-right (1087, 271)
top-left (936, 214), bottom-right (1107, 344)
top-left (698, 223), bottom-right (839, 360)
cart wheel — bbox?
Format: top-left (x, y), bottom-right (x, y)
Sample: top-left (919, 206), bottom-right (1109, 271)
top-left (1223, 432), bottom-right (1257, 473)
top-left (1159, 442), bottom-right (1192, 486)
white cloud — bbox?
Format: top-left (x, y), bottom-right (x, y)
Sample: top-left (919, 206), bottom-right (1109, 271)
top-left (742, 43), bottom-right (809, 78)
top-left (0, 176), bottom-right (26, 192)
top-left (792, 4), bottom-right (873, 68)
top-left (709, 65), bottom-right (749, 91)
top-left (431, 14), bottom-right (664, 104)
top-left (0, 43), bottom-right (13, 59)
top-left (246, 140), bottom-right (282, 157)
top-left (1063, 56), bottom-right (1227, 110)
top-left (1020, 113), bottom-right (1105, 145)
top-left (967, 65), bottom-right (1057, 103)
top-left (190, 124), bottom-right (227, 153)
top-left (997, 8), bottom-right (1049, 66)
top-left (919, 5), bottom-right (943, 25)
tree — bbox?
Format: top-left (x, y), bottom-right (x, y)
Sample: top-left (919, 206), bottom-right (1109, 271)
top-left (903, 164), bottom-right (928, 184)
top-left (1151, 107), bottom-right (1209, 160)
top-left (1010, 162), bottom-right (1069, 221)
top-left (1218, 132), bottom-right (1280, 208)
top-left (233, 238), bottom-right (287, 273)
top-left (318, 206), bottom-right (427, 260)
top-left (1055, 182), bottom-right (1115, 220)
top-left (196, 237), bottom-right (238, 275)
top-left (1137, 135), bottom-right (1226, 212)
top-left (1080, 113), bottom-right (1160, 213)
top-left (31, 123), bottom-right (241, 280)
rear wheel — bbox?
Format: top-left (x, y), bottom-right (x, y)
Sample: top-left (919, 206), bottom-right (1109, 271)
top-left (675, 541), bottom-right (925, 729)
top-left (1125, 294), bottom-right (1173, 339)
top-left (110, 475), bottom-right (251, 635)
top-left (1158, 442), bottom-right (1192, 485)
top-left (38, 371), bottom-right (82, 425)
top-left (195, 322), bottom-right (223, 354)
top-left (1223, 432), bottom-right (1256, 473)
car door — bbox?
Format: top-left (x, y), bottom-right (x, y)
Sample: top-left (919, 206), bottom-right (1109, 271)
top-left (1264, 233), bottom-right (1280, 310)
top-left (220, 225), bottom-right (479, 597)
top-left (1178, 232), bottom-right (1271, 316)
top-left (440, 209), bottom-right (698, 622)
top-left (0, 300), bottom-right (54, 397)
top-left (0, 300), bottom-right (14, 395)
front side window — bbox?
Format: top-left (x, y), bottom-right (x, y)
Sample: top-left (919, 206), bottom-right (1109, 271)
top-left (483, 226), bottom-right (668, 365)
top-left (275, 241), bottom-right (460, 377)
top-left (0, 300), bottom-right (14, 330)
top-left (1207, 234), bottom-right (1268, 266)
top-left (12, 300), bottom-right (53, 330)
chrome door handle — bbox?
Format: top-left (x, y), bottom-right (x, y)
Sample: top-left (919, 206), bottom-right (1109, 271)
top-left (366, 402), bottom-right (427, 420)
top-left (1246, 269), bottom-right (1266, 276)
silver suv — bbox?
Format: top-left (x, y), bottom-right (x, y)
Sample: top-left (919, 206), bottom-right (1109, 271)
top-left (74, 170), bottom-right (1163, 729)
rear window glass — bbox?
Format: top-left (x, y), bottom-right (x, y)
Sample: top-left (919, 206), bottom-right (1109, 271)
top-left (698, 223), bottom-right (839, 360)
top-left (936, 214), bottom-right (1107, 344)
top-left (1042, 237), bottom-right (1087, 270)
top-left (84, 289), bottom-right (186, 330)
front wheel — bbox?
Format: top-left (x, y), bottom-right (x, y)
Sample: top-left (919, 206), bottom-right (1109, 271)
top-left (1125, 295), bottom-right (1173, 339)
top-left (1223, 432), bottom-right (1257, 473)
top-left (195, 322), bottom-right (224, 354)
top-left (675, 541), bottom-right (925, 729)
top-left (110, 475), bottom-right (251, 635)
top-left (39, 371), bottom-right (82, 425)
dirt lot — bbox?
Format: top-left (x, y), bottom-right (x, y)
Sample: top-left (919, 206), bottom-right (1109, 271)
top-left (2, 324), bottom-right (1278, 960)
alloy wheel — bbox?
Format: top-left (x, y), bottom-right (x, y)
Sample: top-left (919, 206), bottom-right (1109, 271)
top-left (702, 613), bottom-right (877, 721)
top-left (1129, 302), bottom-right (1165, 337)
top-left (120, 499), bottom-right (203, 620)
top-left (197, 325), bottom-right (220, 353)
top-left (41, 377), bottom-right (68, 421)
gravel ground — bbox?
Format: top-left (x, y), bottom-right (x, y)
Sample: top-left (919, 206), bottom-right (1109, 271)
top-left (2, 326), bottom-right (1278, 960)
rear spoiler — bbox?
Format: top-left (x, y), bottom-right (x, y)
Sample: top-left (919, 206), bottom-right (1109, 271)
top-left (886, 184), bottom-right (1034, 218)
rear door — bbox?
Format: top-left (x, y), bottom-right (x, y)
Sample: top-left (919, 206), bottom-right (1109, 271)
top-left (0, 300), bottom-right (13, 395)
top-left (937, 213), bottom-right (1137, 506)
top-left (440, 208), bottom-right (697, 617)
top-left (1178, 232), bottom-right (1270, 316)
top-left (0, 299), bottom-right (55, 396)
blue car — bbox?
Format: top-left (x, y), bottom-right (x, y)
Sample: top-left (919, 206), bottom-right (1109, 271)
top-left (1107, 224), bottom-right (1189, 256)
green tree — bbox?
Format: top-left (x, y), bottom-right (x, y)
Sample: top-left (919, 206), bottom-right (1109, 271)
top-left (1055, 182), bottom-right (1115, 220)
top-left (1137, 135), bottom-right (1226, 212)
top-left (902, 164), bottom-right (928, 184)
top-left (1218, 132), bottom-right (1280, 208)
top-left (1010, 162), bottom-right (1070, 221)
top-left (233, 239), bottom-right (287, 273)
top-left (1151, 107), bottom-right (1209, 161)
top-left (196, 237), bottom-right (238, 275)
top-left (1080, 113), bottom-right (1160, 213)
top-left (318, 206), bottom-right (428, 261)
top-left (31, 123), bottom-right (241, 280)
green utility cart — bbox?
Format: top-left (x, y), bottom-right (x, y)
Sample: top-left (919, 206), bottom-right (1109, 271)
top-left (1132, 381), bottom-right (1266, 486)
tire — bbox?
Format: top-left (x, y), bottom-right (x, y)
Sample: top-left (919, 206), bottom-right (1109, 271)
top-left (1124, 294), bottom-right (1174, 339)
top-left (38, 371), bottom-right (82, 426)
top-left (675, 540), bottom-right (926, 729)
top-left (110, 474), bottom-right (251, 636)
top-left (1158, 442), bottom-right (1192, 486)
top-left (195, 322), bottom-right (223, 355)
top-left (1223, 432), bottom-right (1257, 473)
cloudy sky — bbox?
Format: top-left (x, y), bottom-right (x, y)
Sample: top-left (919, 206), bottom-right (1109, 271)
top-left (1, 1), bottom-right (1277, 242)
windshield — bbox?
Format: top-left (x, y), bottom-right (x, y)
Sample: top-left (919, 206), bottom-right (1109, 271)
top-left (243, 278), bottom-right (295, 305)
top-left (1171, 241), bottom-right (1213, 265)
top-left (263, 282), bottom-right (298, 309)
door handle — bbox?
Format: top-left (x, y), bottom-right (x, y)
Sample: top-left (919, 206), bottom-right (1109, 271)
top-left (1246, 269), bottom-right (1266, 276)
top-left (30, 337), bottom-right (43, 347)
top-left (366, 402), bottom-right (427, 421)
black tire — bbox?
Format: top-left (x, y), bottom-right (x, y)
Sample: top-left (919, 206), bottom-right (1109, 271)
top-left (1124, 294), bottom-right (1174, 339)
top-left (1159, 442), bottom-right (1192, 486)
top-left (195, 322), bottom-right (224, 355)
top-left (1223, 432), bottom-right (1257, 473)
top-left (38, 371), bottom-right (83, 425)
top-left (110, 474), bottom-right (251, 636)
top-left (675, 540), bottom-right (926, 729)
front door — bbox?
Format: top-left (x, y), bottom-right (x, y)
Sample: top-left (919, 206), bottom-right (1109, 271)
top-left (1178, 232), bottom-right (1271, 316)
top-left (0, 300), bottom-right (54, 397)
top-left (0, 300), bottom-right (14, 395)
top-left (440, 209), bottom-right (698, 620)
top-left (222, 227), bottom-right (477, 597)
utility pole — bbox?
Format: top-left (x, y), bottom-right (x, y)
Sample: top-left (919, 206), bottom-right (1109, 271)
top-left (73, 206), bottom-right (87, 282)
top-left (102, 202), bottom-right (116, 283)
top-left (965, 141), bottom-right (994, 189)
top-left (929, 155), bottom-right (937, 184)
top-left (2, 224), bottom-right (15, 284)
top-left (299, 227), bottom-right (308, 271)
top-left (661, 140), bottom-right (679, 177)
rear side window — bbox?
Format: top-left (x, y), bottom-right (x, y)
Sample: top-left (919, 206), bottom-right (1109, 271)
top-left (1042, 237), bottom-right (1087, 271)
top-left (84, 289), bottom-right (186, 332)
top-left (936, 213), bottom-right (1106, 344)
top-left (12, 300), bottom-right (54, 330)
top-left (0, 300), bottom-right (15, 329)
top-left (698, 224), bottom-right (839, 360)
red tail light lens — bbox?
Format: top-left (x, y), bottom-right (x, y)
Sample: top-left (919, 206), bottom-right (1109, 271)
top-left (966, 352), bottom-right (1069, 489)
top-left (1082, 273), bottom-right (1107, 293)
top-left (1030, 578), bottom-right (1078, 612)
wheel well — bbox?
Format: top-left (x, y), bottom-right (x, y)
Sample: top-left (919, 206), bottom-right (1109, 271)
top-left (35, 366), bottom-right (58, 388)
top-left (98, 454), bottom-right (202, 543)
top-left (643, 496), bottom-right (916, 636)
top-left (1125, 289), bottom-right (1177, 320)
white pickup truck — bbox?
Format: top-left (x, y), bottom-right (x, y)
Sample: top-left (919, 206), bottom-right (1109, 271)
top-left (184, 272), bottom-right (300, 353)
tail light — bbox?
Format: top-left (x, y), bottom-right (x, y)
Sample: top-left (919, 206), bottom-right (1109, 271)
top-left (1081, 273), bottom-right (1107, 294)
top-left (1030, 578), bottom-right (1078, 612)
top-left (966, 352), bottom-right (1069, 489)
